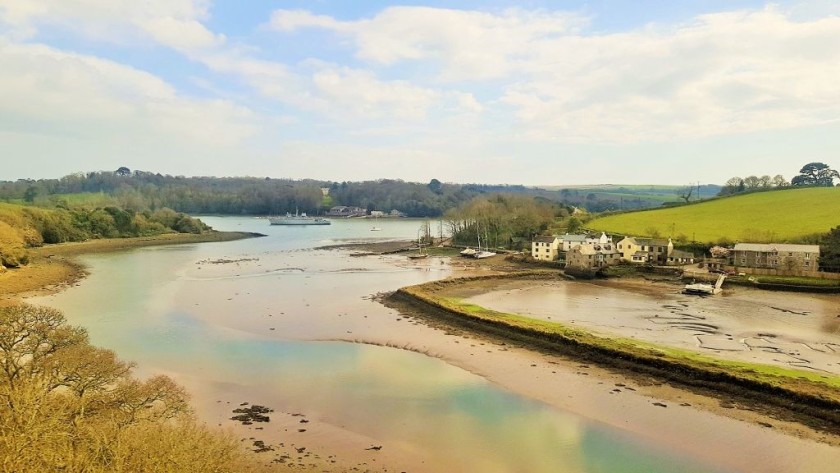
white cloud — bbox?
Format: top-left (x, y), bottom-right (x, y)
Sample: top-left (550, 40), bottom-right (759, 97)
top-left (269, 9), bottom-right (343, 32)
top-left (270, 6), bottom-right (588, 81)
top-left (270, 5), bottom-right (840, 143)
top-left (0, 0), bottom-right (223, 51)
top-left (0, 42), bottom-right (257, 146)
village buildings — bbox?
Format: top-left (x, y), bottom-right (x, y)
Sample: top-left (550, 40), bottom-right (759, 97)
top-left (529, 231), bottom-right (823, 277)
top-left (326, 206), bottom-right (368, 217)
top-left (731, 243), bottom-right (820, 274)
top-left (616, 237), bottom-right (674, 265)
top-left (530, 233), bottom-right (613, 261)
top-left (566, 244), bottom-right (622, 270)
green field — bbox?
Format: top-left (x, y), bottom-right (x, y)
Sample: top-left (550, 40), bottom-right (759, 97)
top-left (586, 187), bottom-right (840, 243)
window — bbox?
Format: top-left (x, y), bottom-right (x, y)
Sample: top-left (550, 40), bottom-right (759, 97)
top-left (805, 253), bottom-right (810, 260)
top-left (805, 262), bottom-right (810, 267)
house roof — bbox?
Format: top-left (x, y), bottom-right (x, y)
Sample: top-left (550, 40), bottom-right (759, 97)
top-left (561, 234), bottom-right (588, 242)
top-left (635, 238), bottom-right (671, 247)
top-left (534, 236), bottom-right (558, 243)
top-left (670, 250), bottom-right (695, 259)
top-left (734, 243), bottom-right (820, 253)
top-left (573, 244), bottom-right (619, 255)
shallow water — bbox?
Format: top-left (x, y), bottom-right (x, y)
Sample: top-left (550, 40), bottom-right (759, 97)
top-left (33, 216), bottom-right (739, 472)
top-left (466, 280), bottom-right (840, 375)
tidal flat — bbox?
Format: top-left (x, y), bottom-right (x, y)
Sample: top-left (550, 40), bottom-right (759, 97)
top-left (25, 216), bottom-right (840, 472)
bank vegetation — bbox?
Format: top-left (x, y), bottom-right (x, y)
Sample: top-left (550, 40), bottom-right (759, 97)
top-left (0, 304), bottom-right (266, 473)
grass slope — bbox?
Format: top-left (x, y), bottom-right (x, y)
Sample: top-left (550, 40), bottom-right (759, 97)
top-left (586, 187), bottom-right (840, 243)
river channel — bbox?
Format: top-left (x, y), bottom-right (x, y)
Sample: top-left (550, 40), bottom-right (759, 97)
top-left (30, 217), bottom-right (839, 472)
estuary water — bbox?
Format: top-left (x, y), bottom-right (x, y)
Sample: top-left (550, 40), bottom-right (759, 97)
top-left (31, 216), bottom-right (762, 472)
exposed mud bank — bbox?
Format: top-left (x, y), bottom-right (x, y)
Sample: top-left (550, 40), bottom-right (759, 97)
top-left (387, 273), bottom-right (840, 435)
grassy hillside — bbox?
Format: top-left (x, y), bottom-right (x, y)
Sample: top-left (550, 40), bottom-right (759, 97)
top-left (586, 187), bottom-right (840, 243)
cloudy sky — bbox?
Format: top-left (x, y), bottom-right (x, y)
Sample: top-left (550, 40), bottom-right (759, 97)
top-left (1, 1), bottom-right (838, 185)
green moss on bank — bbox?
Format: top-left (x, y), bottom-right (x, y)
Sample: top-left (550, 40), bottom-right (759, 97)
top-left (392, 274), bottom-right (840, 429)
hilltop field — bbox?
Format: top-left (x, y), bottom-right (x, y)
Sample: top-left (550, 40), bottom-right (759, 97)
top-left (586, 187), bottom-right (840, 243)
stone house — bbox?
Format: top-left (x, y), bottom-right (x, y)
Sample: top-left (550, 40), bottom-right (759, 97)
top-left (617, 237), bottom-right (674, 265)
top-left (559, 232), bottom-right (612, 252)
top-left (566, 244), bottom-right (622, 270)
top-left (667, 249), bottom-right (696, 266)
top-left (731, 243), bottom-right (820, 274)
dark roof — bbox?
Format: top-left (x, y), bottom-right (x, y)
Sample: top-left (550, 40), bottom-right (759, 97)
top-left (636, 238), bottom-right (671, 247)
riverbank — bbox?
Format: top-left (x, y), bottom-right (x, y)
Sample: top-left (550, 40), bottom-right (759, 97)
top-left (27, 228), bottom-right (840, 473)
top-left (0, 231), bottom-right (264, 303)
top-left (386, 273), bottom-right (840, 439)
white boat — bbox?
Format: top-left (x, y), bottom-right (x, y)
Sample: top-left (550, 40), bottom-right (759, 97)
top-left (683, 274), bottom-right (726, 295)
top-left (408, 231), bottom-right (429, 259)
top-left (370, 226), bottom-right (382, 231)
top-left (460, 247), bottom-right (476, 257)
top-left (472, 231), bottom-right (496, 259)
top-left (269, 209), bottom-right (330, 226)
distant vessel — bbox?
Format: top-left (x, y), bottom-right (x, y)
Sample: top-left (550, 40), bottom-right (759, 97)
top-left (371, 226), bottom-right (382, 231)
top-left (269, 209), bottom-right (330, 226)
top-left (683, 274), bottom-right (726, 295)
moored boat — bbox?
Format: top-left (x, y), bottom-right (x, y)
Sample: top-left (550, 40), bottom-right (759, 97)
top-left (269, 209), bottom-right (330, 225)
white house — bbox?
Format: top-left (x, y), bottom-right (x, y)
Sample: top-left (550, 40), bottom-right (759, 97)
top-left (531, 235), bottom-right (562, 261)
top-left (560, 232), bottom-right (612, 252)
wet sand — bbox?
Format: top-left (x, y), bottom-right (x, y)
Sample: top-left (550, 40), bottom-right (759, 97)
top-left (24, 242), bottom-right (840, 473)
top-left (168, 251), bottom-right (840, 473)
top-left (464, 278), bottom-right (840, 376)
top-left (0, 231), bottom-right (261, 303)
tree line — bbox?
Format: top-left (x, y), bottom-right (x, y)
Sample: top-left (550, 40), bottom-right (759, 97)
top-left (719, 162), bottom-right (838, 196)
top-left (444, 194), bottom-right (571, 250)
top-left (1, 169), bottom-right (659, 218)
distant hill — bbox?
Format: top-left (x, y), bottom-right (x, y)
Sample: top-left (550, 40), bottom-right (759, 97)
top-left (538, 184), bottom-right (722, 211)
top-left (586, 187), bottom-right (840, 244)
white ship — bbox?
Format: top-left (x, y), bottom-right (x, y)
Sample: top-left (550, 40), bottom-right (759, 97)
top-left (269, 209), bottom-right (330, 226)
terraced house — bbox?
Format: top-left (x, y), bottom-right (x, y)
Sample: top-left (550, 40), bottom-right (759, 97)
top-left (566, 244), bottom-right (622, 270)
top-left (531, 235), bottom-right (562, 261)
top-left (616, 237), bottom-right (674, 265)
top-left (731, 243), bottom-right (820, 274)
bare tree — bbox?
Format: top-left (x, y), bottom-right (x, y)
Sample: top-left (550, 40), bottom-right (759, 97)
top-left (772, 175), bottom-right (789, 187)
top-left (743, 176), bottom-right (761, 188)
top-left (677, 185), bottom-right (694, 203)
top-left (759, 175), bottom-right (772, 187)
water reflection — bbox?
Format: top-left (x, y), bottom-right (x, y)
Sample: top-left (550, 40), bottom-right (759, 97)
top-left (32, 217), bottom-right (731, 473)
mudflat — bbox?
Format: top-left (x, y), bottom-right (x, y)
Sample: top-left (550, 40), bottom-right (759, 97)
top-left (0, 231), bottom-right (262, 303)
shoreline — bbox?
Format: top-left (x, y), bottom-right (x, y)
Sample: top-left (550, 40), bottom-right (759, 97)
top-left (0, 231), bottom-right (264, 303)
top-left (13, 243), bottom-right (840, 471)
top-left (384, 272), bottom-right (840, 442)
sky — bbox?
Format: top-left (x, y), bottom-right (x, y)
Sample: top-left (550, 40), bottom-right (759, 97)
top-left (1, 1), bottom-right (839, 186)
